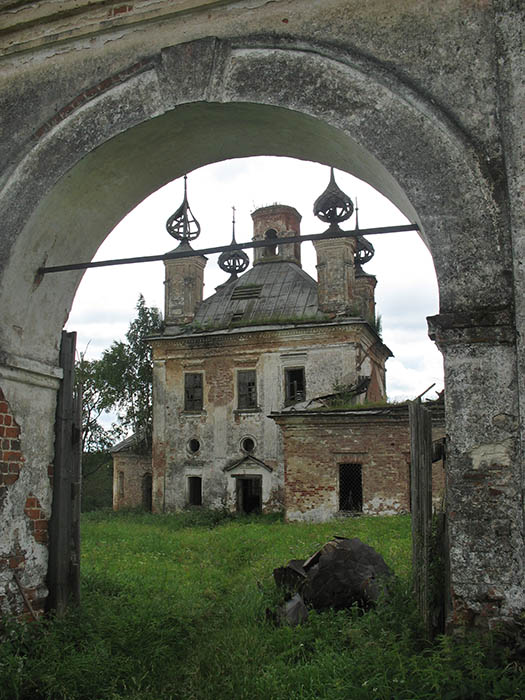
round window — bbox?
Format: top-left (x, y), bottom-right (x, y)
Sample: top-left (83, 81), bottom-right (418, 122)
top-left (188, 438), bottom-right (201, 453)
top-left (241, 437), bottom-right (255, 453)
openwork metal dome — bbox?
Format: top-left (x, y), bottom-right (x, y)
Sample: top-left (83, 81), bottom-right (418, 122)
top-left (166, 175), bottom-right (201, 242)
top-left (353, 199), bottom-right (375, 265)
top-left (218, 207), bottom-right (249, 279)
top-left (313, 167), bottom-right (354, 229)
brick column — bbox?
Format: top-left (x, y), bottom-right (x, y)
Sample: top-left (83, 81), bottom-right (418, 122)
top-left (313, 237), bottom-right (357, 315)
top-left (164, 246), bottom-right (207, 326)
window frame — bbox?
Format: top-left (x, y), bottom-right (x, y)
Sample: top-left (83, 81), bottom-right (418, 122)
top-left (237, 369), bottom-right (258, 410)
top-left (284, 366), bottom-right (306, 405)
top-left (184, 372), bottom-right (204, 411)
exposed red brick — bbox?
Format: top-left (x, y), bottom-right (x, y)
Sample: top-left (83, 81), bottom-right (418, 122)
top-left (3, 451), bottom-right (22, 462)
top-left (24, 508), bottom-right (41, 520)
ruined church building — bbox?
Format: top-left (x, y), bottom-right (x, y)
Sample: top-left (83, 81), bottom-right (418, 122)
top-left (113, 173), bottom-right (445, 520)
top-left (0, 1), bottom-right (523, 631)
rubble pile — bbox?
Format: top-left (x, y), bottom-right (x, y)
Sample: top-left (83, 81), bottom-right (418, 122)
top-left (271, 536), bottom-right (393, 626)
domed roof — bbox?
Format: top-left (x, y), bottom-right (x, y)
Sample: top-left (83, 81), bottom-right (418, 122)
top-left (190, 261), bottom-right (325, 330)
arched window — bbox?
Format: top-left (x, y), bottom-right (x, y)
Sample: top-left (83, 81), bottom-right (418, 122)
top-left (264, 229), bottom-right (278, 257)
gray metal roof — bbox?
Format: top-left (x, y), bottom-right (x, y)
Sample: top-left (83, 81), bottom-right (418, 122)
top-left (191, 262), bottom-right (326, 330)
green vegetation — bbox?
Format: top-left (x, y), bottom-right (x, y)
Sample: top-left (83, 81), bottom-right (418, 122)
top-left (323, 384), bottom-right (405, 411)
top-left (77, 295), bottom-right (162, 454)
top-left (1, 513), bottom-right (523, 699)
top-left (187, 314), bottom-right (330, 333)
top-left (371, 313), bottom-right (382, 337)
top-left (81, 452), bottom-right (113, 512)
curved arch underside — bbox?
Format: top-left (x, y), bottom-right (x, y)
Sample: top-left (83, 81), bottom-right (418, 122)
top-left (0, 38), bottom-right (510, 368)
top-left (0, 21), bottom-right (523, 630)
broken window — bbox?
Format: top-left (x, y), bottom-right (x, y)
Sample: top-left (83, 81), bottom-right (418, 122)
top-left (238, 370), bottom-right (257, 409)
top-left (339, 463), bottom-right (363, 512)
top-left (184, 372), bottom-right (203, 411)
top-left (188, 476), bottom-right (202, 506)
top-left (285, 367), bottom-right (305, 405)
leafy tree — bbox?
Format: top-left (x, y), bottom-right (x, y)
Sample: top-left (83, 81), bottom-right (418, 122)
top-left (97, 295), bottom-right (163, 452)
top-left (75, 353), bottom-right (122, 453)
top-left (75, 295), bottom-right (162, 455)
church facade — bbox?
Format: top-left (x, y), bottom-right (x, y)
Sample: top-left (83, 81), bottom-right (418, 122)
top-left (146, 173), bottom-right (392, 515)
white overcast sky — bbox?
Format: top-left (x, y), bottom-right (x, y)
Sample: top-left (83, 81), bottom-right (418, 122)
top-left (66, 156), bottom-right (444, 401)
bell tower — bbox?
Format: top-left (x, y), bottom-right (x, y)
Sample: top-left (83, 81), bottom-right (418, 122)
top-left (312, 169), bottom-right (377, 320)
top-left (163, 177), bottom-right (207, 328)
top-left (251, 204), bottom-right (302, 266)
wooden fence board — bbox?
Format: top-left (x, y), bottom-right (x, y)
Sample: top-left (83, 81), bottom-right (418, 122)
top-left (409, 398), bottom-right (433, 637)
top-left (47, 331), bottom-right (81, 614)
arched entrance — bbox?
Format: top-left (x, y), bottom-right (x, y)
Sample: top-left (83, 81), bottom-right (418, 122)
top-left (0, 36), bottom-right (522, 628)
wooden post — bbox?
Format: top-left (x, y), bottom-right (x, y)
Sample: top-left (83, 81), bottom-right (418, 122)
top-left (70, 384), bottom-right (82, 605)
top-left (47, 331), bottom-right (81, 614)
top-left (409, 398), bottom-right (433, 637)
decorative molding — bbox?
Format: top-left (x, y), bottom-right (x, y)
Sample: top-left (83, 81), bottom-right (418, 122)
top-left (427, 308), bottom-right (515, 346)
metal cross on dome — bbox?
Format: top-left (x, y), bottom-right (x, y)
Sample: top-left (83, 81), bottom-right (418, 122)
top-left (314, 167), bottom-right (375, 267)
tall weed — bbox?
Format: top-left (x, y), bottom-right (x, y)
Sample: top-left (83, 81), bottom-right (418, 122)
top-left (1, 513), bottom-right (522, 699)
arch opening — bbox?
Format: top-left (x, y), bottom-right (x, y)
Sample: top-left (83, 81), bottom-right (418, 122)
top-left (1, 100), bottom-right (444, 369)
top-left (1, 37), bottom-right (520, 631)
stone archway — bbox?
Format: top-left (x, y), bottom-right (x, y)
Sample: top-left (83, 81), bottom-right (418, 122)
top-left (0, 35), bottom-right (522, 628)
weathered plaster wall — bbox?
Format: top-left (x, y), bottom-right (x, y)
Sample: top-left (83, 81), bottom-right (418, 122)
top-left (274, 408), bottom-right (445, 522)
top-left (152, 322), bottom-right (381, 513)
top-left (112, 452), bottom-right (152, 510)
top-left (0, 372), bottom-right (58, 618)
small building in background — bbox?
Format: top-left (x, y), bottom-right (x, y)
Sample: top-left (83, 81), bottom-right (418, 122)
top-left (272, 401), bottom-right (445, 522)
top-left (111, 434), bottom-right (152, 511)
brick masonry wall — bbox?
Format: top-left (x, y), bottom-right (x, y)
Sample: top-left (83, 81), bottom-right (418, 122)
top-left (0, 388), bottom-right (48, 619)
top-left (112, 452), bottom-right (152, 510)
top-left (275, 407), bottom-right (445, 521)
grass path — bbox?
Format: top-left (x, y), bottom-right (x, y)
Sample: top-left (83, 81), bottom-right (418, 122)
top-left (1, 511), bottom-right (523, 699)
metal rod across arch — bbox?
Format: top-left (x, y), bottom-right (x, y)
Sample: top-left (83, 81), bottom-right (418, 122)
top-left (37, 223), bottom-right (419, 275)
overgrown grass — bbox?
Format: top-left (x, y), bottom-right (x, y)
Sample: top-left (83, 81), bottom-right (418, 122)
top-left (1, 512), bottom-right (523, 699)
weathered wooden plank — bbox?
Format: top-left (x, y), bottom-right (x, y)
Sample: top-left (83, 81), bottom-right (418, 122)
top-left (47, 331), bottom-right (76, 615)
top-left (69, 384), bottom-right (82, 606)
top-left (409, 398), bottom-right (433, 637)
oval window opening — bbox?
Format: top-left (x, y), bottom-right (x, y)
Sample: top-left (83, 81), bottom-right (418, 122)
top-left (189, 438), bottom-right (201, 453)
top-left (241, 437), bottom-right (255, 453)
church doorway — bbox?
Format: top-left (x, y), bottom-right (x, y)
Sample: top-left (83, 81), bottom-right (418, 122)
top-left (142, 473), bottom-right (153, 512)
top-left (236, 476), bottom-right (262, 515)
top-left (339, 463), bottom-right (363, 513)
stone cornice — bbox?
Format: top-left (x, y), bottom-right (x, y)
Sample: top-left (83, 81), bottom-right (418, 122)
top-left (0, 1), bottom-right (234, 57)
top-left (427, 307), bottom-right (515, 347)
top-left (151, 321), bottom-right (391, 363)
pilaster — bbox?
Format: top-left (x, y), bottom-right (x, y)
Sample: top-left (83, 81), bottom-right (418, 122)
top-left (428, 308), bottom-right (524, 627)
